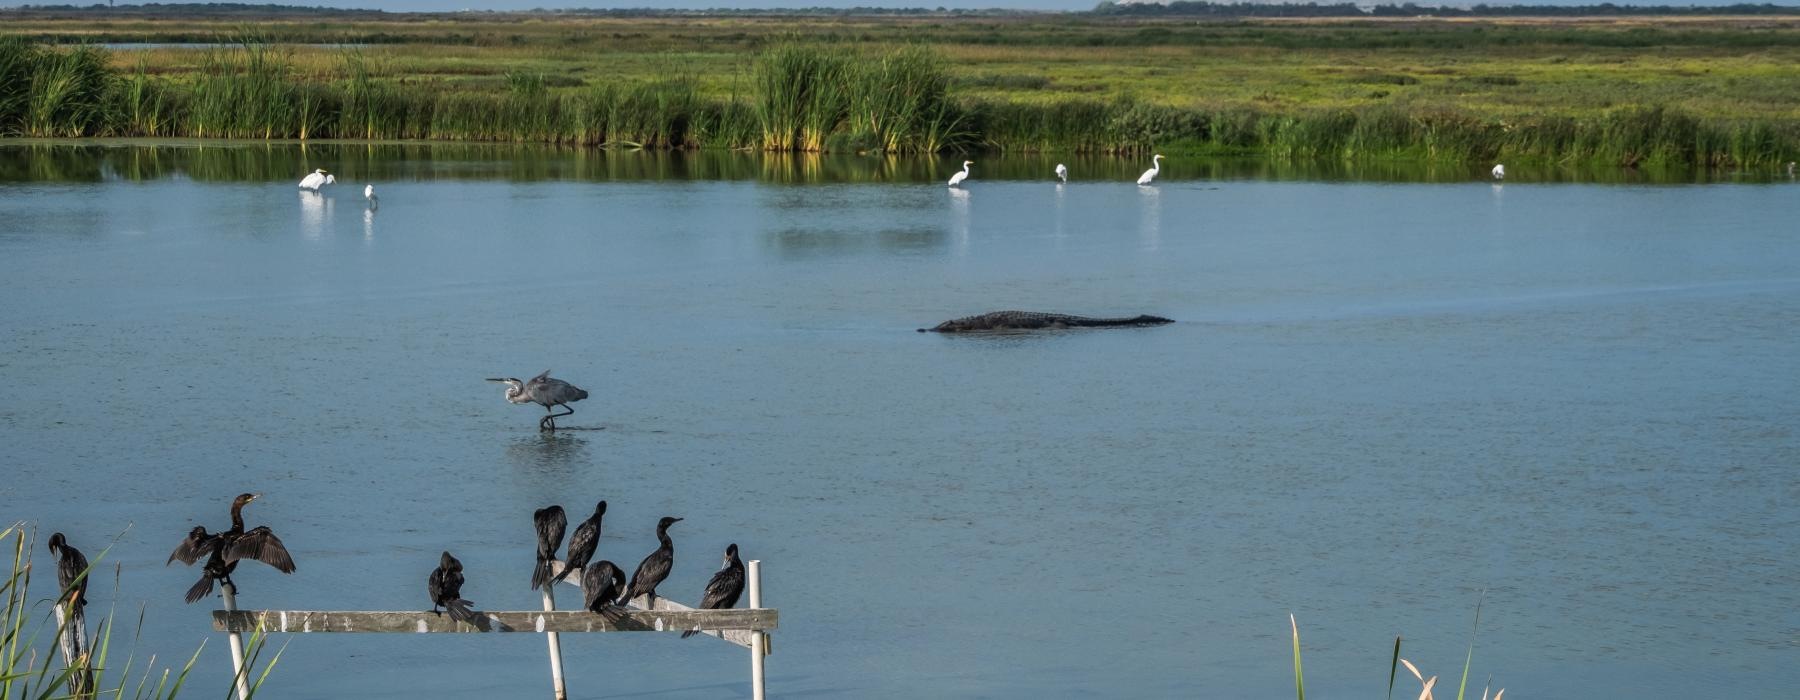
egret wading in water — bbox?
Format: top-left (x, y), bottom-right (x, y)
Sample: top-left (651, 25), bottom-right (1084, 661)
top-left (681, 543), bottom-right (746, 638)
top-left (428, 551), bottom-right (476, 624)
top-left (620, 516), bottom-right (681, 606)
top-left (947, 160), bottom-right (973, 188)
top-left (1055, 163), bottom-right (1068, 182)
top-left (298, 169), bottom-right (335, 191)
top-left (167, 493), bottom-right (296, 604)
top-left (487, 371), bottom-right (589, 431)
top-left (47, 533), bottom-right (90, 617)
top-left (364, 184), bottom-right (378, 207)
top-left (1136, 154), bottom-right (1164, 186)
top-left (1492, 164), bottom-right (1506, 180)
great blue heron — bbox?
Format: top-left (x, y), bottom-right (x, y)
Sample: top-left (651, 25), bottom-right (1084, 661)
top-left (167, 493), bottom-right (296, 604)
top-left (947, 160), bottom-right (973, 187)
top-left (681, 543), bottom-right (745, 638)
top-left (298, 169), bottom-right (335, 191)
top-left (1137, 154), bottom-right (1164, 186)
top-left (487, 371), bottom-right (589, 431)
top-left (1055, 163), bottom-right (1068, 182)
top-left (428, 551), bottom-right (476, 624)
top-left (619, 516), bottom-right (681, 606)
top-left (1492, 163), bottom-right (1506, 180)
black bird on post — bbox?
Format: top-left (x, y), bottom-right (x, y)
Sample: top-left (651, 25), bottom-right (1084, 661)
top-left (531, 505), bottom-right (567, 590)
top-left (619, 516), bottom-right (681, 606)
top-left (486, 370), bottom-right (589, 431)
top-left (428, 551), bottom-right (476, 625)
top-left (167, 493), bottom-right (296, 604)
top-left (681, 543), bottom-right (745, 638)
top-left (46, 533), bottom-right (90, 617)
top-left (581, 560), bottom-right (626, 615)
top-left (552, 501), bottom-right (606, 586)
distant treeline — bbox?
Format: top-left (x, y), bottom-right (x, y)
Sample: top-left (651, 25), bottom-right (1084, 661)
top-left (9, 1), bottom-right (1800, 18)
top-left (1093, 1), bottom-right (1800, 17)
top-left (2, 37), bottom-right (1796, 167)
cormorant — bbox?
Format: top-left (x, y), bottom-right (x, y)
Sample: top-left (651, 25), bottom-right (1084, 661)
top-left (167, 493), bottom-right (296, 604)
top-left (681, 543), bottom-right (745, 639)
top-left (428, 551), bottom-right (476, 624)
top-left (552, 500), bottom-right (605, 586)
top-left (531, 505), bottom-right (566, 590)
top-left (581, 560), bottom-right (626, 615)
top-left (619, 516), bottom-right (681, 606)
top-left (46, 532), bottom-right (90, 617)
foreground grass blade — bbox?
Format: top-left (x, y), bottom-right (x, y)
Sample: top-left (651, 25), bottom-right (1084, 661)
top-left (1289, 614), bottom-right (1306, 700)
top-left (1457, 592), bottom-right (1485, 700)
top-left (1388, 635), bottom-right (1403, 700)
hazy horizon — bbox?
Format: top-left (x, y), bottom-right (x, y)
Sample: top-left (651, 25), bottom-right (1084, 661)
top-left (4, 0), bottom-right (1798, 14)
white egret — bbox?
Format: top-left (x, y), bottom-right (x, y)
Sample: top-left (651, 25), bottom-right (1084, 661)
top-left (364, 184), bottom-right (378, 205)
top-left (1136, 154), bottom-right (1163, 186)
top-left (1491, 163), bottom-right (1506, 180)
top-left (1055, 163), bottom-right (1068, 182)
top-left (947, 160), bottom-right (973, 188)
top-left (298, 169), bottom-right (335, 190)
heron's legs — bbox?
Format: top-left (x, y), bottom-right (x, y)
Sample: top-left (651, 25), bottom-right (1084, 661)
top-left (540, 404), bottom-right (576, 431)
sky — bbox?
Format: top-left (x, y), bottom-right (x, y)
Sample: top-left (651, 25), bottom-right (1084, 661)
top-left (2, 0), bottom-right (1796, 14)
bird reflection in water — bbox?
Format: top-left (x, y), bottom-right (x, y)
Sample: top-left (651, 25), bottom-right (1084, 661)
top-left (505, 432), bottom-right (589, 479)
top-left (298, 190), bottom-right (332, 241)
top-left (363, 206), bottom-right (376, 242)
top-left (949, 186), bottom-right (971, 256)
top-left (1138, 184), bottom-right (1161, 252)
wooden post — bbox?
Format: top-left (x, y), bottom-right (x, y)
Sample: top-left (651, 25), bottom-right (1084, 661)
top-left (748, 559), bottom-right (765, 700)
top-left (52, 600), bottom-right (92, 698)
top-left (220, 583), bottom-right (250, 700)
top-left (540, 581), bottom-right (568, 700)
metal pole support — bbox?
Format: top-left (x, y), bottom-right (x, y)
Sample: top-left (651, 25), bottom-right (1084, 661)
top-left (221, 583), bottom-right (250, 700)
top-left (748, 560), bottom-right (766, 700)
top-left (541, 583), bottom-right (568, 700)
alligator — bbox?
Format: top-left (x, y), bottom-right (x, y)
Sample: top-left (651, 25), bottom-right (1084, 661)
top-left (918, 310), bottom-right (1175, 333)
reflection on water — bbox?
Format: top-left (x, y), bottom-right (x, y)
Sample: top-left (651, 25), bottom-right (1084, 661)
top-left (1137, 184), bottom-right (1161, 251)
top-left (948, 186), bottom-right (970, 255)
top-left (3, 142), bottom-right (1791, 186)
top-left (504, 432), bottom-right (590, 479)
top-left (298, 190), bottom-right (332, 240)
top-left (362, 205), bottom-right (376, 241)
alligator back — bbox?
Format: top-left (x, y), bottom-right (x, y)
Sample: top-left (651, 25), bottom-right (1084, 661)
top-left (920, 310), bottom-right (1174, 333)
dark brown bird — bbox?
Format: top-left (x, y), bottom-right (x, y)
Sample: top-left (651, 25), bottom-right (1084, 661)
top-left (428, 551), bottom-right (476, 624)
top-left (618, 516), bottom-right (681, 606)
top-left (551, 500), bottom-right (605, 586)
top-left (47, 532), bottom-right (90, 617)
top-left (581, 560), bottom-right (626, 615)
top-left (681, 543), bottom-right (745, 638)
top-left (531, 505), bottom-right (566, 590)
top-left (167, 493), bottom-right (296, 604)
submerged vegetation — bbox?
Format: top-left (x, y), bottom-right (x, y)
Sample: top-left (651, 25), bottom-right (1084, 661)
top-left (3, 13), bottom-right (1800, 166)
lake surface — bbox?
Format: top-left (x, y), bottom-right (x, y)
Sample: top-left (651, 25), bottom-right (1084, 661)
top-left (2, 143), bottom-right (1797, 699)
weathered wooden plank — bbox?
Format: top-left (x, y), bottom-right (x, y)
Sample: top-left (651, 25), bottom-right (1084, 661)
top-left (212, 608), bottom-right (777, 634)
top-left (546, 560), bottom-right (762, 649)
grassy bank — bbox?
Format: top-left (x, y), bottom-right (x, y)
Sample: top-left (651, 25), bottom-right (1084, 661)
top-left (4, 14), bottom-right (1800, 165)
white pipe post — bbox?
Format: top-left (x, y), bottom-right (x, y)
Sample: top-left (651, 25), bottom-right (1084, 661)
top-left (541, 582), bottom-right (568, 700)
top-left (220, 583), bottom-right (250, 700)
top-left (53, 599), bottom-right (92, 698)
top-left (748, 560), bottom-right (765, 700)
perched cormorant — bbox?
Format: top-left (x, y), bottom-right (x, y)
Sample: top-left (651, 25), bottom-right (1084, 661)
top-left (531, 505), bottom-right (567, 590)
top-left (581, 560), bottom-right (626, 615)
top-left (46, 532), bottom-right (90, 617)
top-left (552, 500), bottom-right (606, 586)
top-left (619, 517), bottom-right (681, 606)
top-left (167, 493), bottom-right (296, 604)
top-left (681, 543), bottom-right (745, 639)
top-left (428, 551), bottom-right (476, 624)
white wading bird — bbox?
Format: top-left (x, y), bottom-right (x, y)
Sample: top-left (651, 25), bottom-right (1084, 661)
top-left (947, 160), bottom-right (973, 188)
top-left (298, 169), bottom-right (335, 191)
top-left (1136, 154), bottom-right (1163, 186)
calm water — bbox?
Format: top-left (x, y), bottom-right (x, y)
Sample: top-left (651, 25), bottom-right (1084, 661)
top-left (2, 144), bottom-right (1797, 699)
